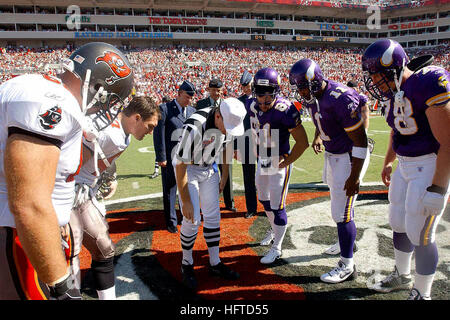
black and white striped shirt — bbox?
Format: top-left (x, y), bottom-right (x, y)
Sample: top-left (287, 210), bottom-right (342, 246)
top-left (172, 107), bottom-right (231, 166)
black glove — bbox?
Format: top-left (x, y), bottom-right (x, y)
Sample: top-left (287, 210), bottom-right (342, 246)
top-left (48, 274), bottom-right (82, 300)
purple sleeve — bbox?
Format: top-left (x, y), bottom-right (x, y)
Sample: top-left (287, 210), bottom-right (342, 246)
top-left (423, 67), bottom-right (450, 108)
top-left (336, 91), bottom-right (363, 133)
top-left (358, 93), bottom-right (368, 109)
top-left (280, 102), bottom-right (302, 129)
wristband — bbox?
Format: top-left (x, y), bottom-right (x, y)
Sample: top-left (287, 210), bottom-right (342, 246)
top-left (426, 184), bottom-right (447, 196)
top-left (352, 146), bottom-right (367, 160)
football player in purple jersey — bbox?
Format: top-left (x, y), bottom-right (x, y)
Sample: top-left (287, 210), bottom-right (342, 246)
top-left (245, 67), bottom-right (309, 264)
top-left (362, 39), bottom-right (449, 300)
top-left (289, 59), bottom-right (369, 284)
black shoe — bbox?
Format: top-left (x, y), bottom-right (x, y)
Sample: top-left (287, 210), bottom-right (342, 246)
top-left (244, 211), bottom-right (256, 219)
top-left (224, 206), bottom-right (237, 213)
top-left (209, 262), bottom-right (240, 280)
top-left (167, 225), bottom-right (178, 233)
top-left (181, 264), bottom-right (197, 291)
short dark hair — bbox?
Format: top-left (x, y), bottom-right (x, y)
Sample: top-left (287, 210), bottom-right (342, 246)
top-left (123, 96), bottom-right (161, 121)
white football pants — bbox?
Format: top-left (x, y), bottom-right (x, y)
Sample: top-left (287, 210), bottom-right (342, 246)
top-left (388, 153), bottom-right (448, 246)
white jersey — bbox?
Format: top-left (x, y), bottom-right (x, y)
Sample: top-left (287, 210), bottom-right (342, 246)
top-left (0, 74), bottom-right (83, 228)
top-left (75, 118), bottom-right (130, 186)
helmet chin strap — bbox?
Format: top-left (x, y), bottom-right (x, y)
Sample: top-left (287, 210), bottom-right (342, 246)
top-left (81, 69), bottom-right (91, 114)
top-left (79, 69), bottom-right (111, 183)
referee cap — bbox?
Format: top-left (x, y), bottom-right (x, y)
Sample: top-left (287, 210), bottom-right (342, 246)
top-left (220, 97), bottom-right (246, 136)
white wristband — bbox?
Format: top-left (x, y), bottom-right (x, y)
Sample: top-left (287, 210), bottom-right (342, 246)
top-left (352, 146), bottom-right (367, 159)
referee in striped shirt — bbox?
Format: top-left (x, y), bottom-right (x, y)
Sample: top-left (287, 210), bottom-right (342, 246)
top-left (172, 97), bottom-right (247, 291)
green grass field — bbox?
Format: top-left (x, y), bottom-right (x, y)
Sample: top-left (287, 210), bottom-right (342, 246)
top-left (110, 114), bottom-right (392, 201)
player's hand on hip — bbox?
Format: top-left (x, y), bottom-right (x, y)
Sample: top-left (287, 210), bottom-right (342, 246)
top-left (344, 175), bottom-right (360, 197)
top-left (182, 200), bottom-right (195, 223)
top-left (422, 189), bottom-right (447, 216)
top-left (381, 165), bottom-right (393, 187)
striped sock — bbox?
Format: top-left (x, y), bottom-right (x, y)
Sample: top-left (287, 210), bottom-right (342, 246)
top-left (180, 229), bottom-right (198, 266)
top-left (203, 226), bottom-right (221, 266)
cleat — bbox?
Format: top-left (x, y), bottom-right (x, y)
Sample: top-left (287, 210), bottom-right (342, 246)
top-left (320, 260), bottom-right (357, 284)
top-left (181, 264), bottom-right (197, 291)
top-left (407, 288), bottom-right (431, 300)
top-left (260, 248), bottom-right (282, 264)
top-left (324, 242), bottom-right (359, 255)
top-left (209, 262), bottom-right (240, 280)
top-left (370, 266), bottom-right (412, 293)
top-left (260, 229), bottom-right (275, 246)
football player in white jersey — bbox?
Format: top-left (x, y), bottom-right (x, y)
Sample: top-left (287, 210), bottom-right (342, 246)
top-left (69, 96), bottom-right (159, 300)
top-left (0, 42), bottom-right (134, 300)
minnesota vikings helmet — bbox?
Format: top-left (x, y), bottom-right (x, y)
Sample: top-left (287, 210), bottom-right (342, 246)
top-left (361, 39), bottom-right (409, 101)
top-left (289, 58), bottom-right (324, 104)
top-left (62, 42), bottom-right (134, 130)
top-left (252, 67), bottom-right (281, 98)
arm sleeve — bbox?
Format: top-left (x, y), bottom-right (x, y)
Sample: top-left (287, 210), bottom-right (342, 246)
top-left (424, 69), bottom-right (450, 108)
top-left (281, 103), bottom-right (302, 129)
top-left (7, 100), bottom-right (74, 146)
top-left (172, 124), bottom-right (197, 166)
top-left (335, 93), bottom-right (363, 133)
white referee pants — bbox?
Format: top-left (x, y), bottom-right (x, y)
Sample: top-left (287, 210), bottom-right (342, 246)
top-left (178, 165), bottom-right (221, 266)
top-left (178, 165), bottom-right (221, 229)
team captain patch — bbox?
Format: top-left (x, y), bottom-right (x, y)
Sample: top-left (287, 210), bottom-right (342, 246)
top-left (38, 106), bottom-right (62, 130)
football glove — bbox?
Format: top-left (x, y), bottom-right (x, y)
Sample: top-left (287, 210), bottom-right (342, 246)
top-left (422, 187), bottom-right (448, 217)
top-left (48, 274), bottom-right (82, 300)
top-left (82, 117), bottom-right (99, 143)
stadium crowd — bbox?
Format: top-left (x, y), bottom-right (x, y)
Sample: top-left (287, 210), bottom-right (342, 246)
top-left (1, 42), bottom-right (449, 104)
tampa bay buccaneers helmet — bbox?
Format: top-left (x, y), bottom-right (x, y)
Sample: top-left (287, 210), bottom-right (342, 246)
top-left (62, 42), bottom-right (134, 130)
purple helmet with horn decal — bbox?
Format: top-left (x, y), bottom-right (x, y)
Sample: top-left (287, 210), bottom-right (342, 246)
top-left (361, 39), bottom-right (409, 101)
top-left (289, 58), bottom-right (325, 104)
